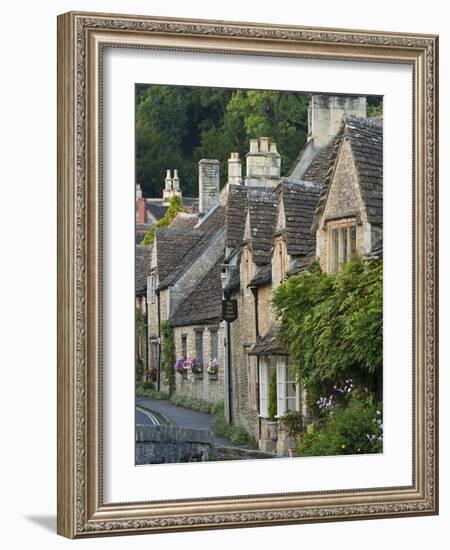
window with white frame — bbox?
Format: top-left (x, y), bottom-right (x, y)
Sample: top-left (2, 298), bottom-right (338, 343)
top-left (147, 274), bottom-right (156, 304)
top-left (258, 356), bottom-right (277, 417)
top-left (276, 357), bottom-right (300, 416)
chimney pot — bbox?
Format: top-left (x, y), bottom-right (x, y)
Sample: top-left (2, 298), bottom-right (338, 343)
top-left (249, 139), bottom-right (258, 153)
top-left (227, 152), bottom-right (242, 186)
top-left (137, 197), bottom-right (146, 224)
top-left (259, 137), bottom-right (269, 152)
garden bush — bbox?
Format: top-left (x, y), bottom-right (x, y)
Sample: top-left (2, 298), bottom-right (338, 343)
top-left (299, 391), bottom-right (383, 457)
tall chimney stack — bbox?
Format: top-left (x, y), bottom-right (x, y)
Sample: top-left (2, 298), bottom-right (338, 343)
top-left (245, 137), bottom-right (281, 187)
top-left (227, 152), bottom-right (242, 186)
top-left (198, 159), bottom-right (220, 213)
top-left (137, 197), bottom-right (147, 224)
top-left (308, 95), bottom-right (366, 148)
top-left (162, 169), bottom-right (183, 205)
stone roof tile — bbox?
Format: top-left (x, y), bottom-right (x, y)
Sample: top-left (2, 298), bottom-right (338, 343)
top-left (170, 257), bottom-right (224, 327)
top-left (158, 206), bottom-right (225, 289)
top-left (135, 244), bottom-right (152, 295)
top-left (312, 115), bottom-right (383, 231)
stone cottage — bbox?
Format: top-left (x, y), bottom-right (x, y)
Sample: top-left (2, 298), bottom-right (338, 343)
top-left (220, 96), bottom-right (383, 455)
top-left (145, 161), bottom-right (226, 391)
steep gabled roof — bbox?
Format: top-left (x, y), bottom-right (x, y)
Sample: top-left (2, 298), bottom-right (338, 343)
top-left (155, 228), bottom-right (202, 283)
top-left (279, 179), bottom-right (322, 257)
top-left (312, 115), bottom-right (383, 231)
top-left (300, 139), bottom-right (338, 185)
top-left (158, 206), bottom-right (225, 289)
top-left (346, 116), bottom-right (383, 225)
top-left (225, 185), bottom-right (248, 249)
top-left (246, 187), bottom-right (278, 265)
top-left (135, 244), bottom-right (152, 295)
top-left (170, 256), bottom-right (224, 327)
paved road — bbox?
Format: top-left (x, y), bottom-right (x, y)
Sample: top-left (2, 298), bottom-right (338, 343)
top-left (135, 406), bottom-right (165, 426)
top-left (135, 396), bottom-right (235, 447)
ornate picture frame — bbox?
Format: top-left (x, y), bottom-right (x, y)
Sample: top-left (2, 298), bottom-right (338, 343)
top-left (57, 11), bottom-right (438, 538)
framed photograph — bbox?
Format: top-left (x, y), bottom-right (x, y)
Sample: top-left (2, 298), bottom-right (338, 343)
top-left (57, 11), bottom-right (439, 538)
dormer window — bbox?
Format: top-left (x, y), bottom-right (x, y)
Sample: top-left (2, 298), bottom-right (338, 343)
top-left (327, 219), bottom-right (357, 273)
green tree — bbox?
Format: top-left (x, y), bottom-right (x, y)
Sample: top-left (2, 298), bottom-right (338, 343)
top-left (136, 86), bottom-right (190, 197)
top-left (136, 85), bottom-right (311, 197)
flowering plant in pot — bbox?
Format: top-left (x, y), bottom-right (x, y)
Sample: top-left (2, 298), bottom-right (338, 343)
top-left (190, 358), bottom-right (203, 375)
top-left (174, 357), bottom-right (187, 374)
top-left (206, 358), bottom-right (218, 375)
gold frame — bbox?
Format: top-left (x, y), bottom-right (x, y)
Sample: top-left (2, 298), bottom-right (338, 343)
top-left (57, 11), bottom-right (439, 538)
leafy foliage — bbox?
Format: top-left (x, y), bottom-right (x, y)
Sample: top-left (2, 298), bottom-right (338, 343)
top-left (136, 85), bottom-right (310, 197)
top-left (160, 320), bottom-right (176, 394)
top-left (278, 411), bottom-right (303, 439)
top-left (212, 402), bottom-right (257, 447)
top-left (136, 85), bottom-right (383, 198)
top-left (367, 95), bottom-right (384, 118)
top-left (171, 394), bottom-right (214, 414)
top-left (272, 257), bottom-right (383, 395)
top-left (299, 390), bottom-right (383, 456)
top-left (141, 195), bottom-right (184, 245)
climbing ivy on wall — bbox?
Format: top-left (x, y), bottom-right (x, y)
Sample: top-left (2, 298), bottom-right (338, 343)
top-left (141, 195), bottom-right (184, 245)
top-left (272, 257), bottom-right (383, 398)
top-left (160, 319), bottom-right (176, 394)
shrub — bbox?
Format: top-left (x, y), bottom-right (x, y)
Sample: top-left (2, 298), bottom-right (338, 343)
top-left (142, 379), bottom-right (154, 390)
top-left (212, 402), bottom-right (257, 448)
top-left (170, 395), bottom-right (214, 414)
top-left (278, 411), bottom-right (303, 439)
top-left (299, 391), bottom-right (383, 457)
top-left (272, 257), bottom-right (383, 396)
top-left (135, 362), bottom-right (144, 378)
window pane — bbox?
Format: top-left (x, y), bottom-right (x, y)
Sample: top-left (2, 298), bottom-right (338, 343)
top-left (286, 396), bottom-right (297, 412)
top-left (259, 363), bottom-right (268, 417)
top-left (210, 330), bottom-right (218, 359)
top-left (341, 227), bottom-right (348, 263)
top-left (181, 335), bottom-right (187, 357)
top-left (331, 228), bottom-right (339, 272)
top-left (195, 331), bottom-right (203, 361)
top-left (350, 225), bottom-right (357, 255)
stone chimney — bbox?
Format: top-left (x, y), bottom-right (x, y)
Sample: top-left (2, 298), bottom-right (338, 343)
top-left (198, 159), bottom-right (220, 213)
top-left (227, 152), bottom-right (242, 186)
top-left (308, 95), bottom-right (366, 148)
top-left (137, 197), bottom-right (147, 224)
top-left (245, 137), bottom-right (281, 187)
top-left (162, 169), bottom-right (182, 205)
top-left (136, 183), bottom-right (143, 200)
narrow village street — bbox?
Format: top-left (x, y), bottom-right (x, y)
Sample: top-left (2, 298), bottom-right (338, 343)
top-left (135, 395), bottom-right (238, 447)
